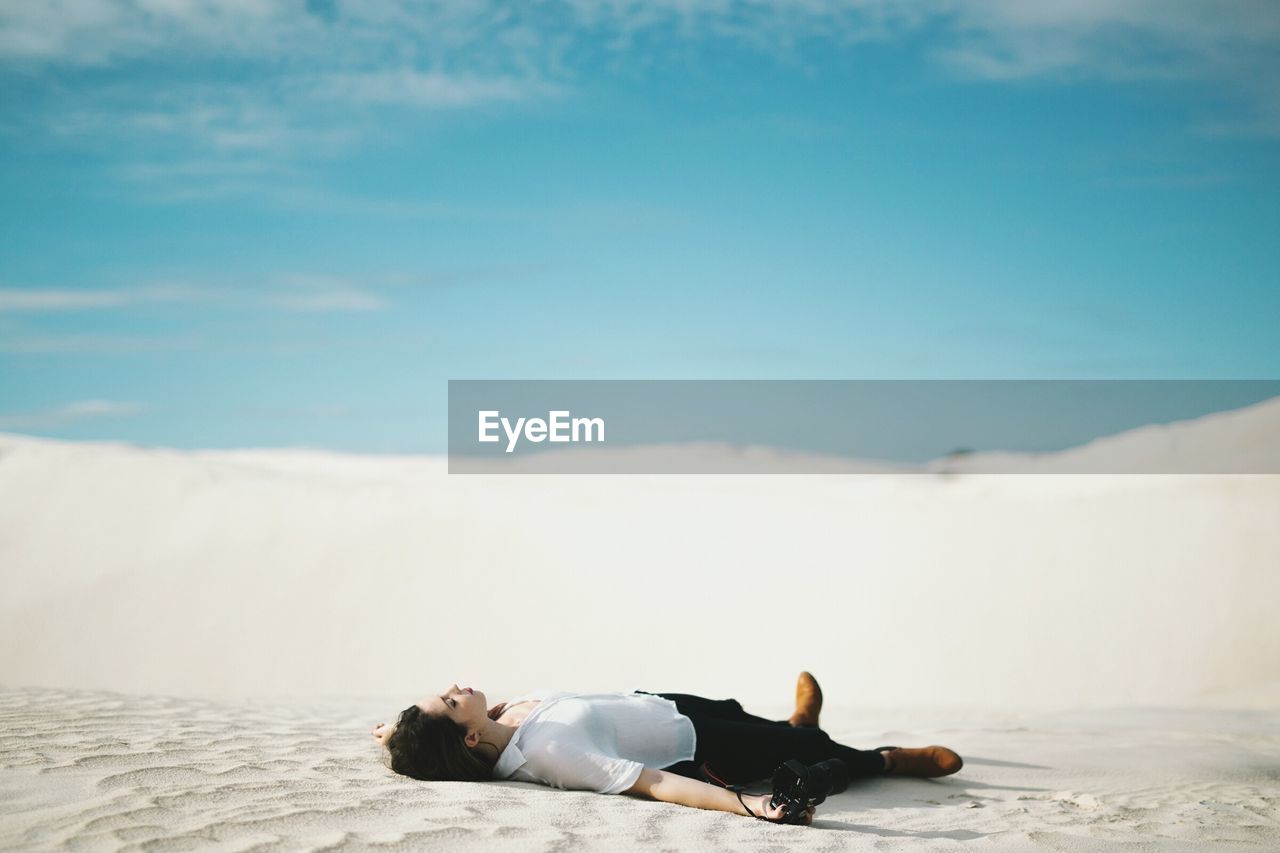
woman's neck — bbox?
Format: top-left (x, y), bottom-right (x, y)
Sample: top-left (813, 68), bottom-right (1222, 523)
top-left (475, 718), bottom-right (518, 766)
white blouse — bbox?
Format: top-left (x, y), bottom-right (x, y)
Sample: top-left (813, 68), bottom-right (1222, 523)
top-left (491, 691), bottom-right (697, 794)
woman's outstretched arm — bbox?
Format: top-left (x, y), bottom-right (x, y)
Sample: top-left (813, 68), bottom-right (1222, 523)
top-left (623, 767), bottom-right (813, 824)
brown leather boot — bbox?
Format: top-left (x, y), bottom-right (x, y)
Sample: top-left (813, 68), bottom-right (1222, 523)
top-left (878, 746), bottom-right (963, 777)
top-left (788, 671), bottom-right (823, 727)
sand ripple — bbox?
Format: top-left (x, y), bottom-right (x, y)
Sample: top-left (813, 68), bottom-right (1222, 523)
top-left (1, 688), bottom-right (1277, 851)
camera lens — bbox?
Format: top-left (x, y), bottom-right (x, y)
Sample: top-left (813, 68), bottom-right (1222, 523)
top-left (809, 759), bottom-right (850, 801)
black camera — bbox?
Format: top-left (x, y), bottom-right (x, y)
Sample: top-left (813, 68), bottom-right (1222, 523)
top-left (768, 758), bottom-right (850, 824)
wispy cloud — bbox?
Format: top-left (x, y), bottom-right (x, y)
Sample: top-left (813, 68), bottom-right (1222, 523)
top-left (0, 3), bottom-right (563, 205)
top-left (926, 2), bottom-right (1280, 138)
top-left (2, 0), bottom-right (1278, 210)
top-left (0, 399), bottom-right (145, 430)
top-left (41, 84), bottom-right (364, 159)
top-left (236, 403), bottom-right (357, 419)
top-left (0, 1), bottom-right (360, 69)
top-left (263, 275), bottom-right (388, 312)
top-left (6, 3), bottom-right (1278, 95)
top-left (651, 3), bottom-right (1280, 135)
top-left (0, 285), bottom-right (207, 312)
top-left (314, 69), bottom-right (558, 108)
top-left (0, 333), bottom-right (201, 354)
top-left (0, 276), bottom-right (389, 315)
top-left (1091, 169), bottom-right (1236, 190)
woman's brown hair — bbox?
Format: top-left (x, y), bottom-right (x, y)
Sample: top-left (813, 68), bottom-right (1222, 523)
top-left (384, 704), bottom-right (494, 782)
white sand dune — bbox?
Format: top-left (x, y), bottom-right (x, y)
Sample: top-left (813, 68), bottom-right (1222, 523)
top-left (1, 401), bottom-right (1279, 849)
top-left (1, 433), bottom-right (1277, 708)
top-left (934, 395), bottom-right (1280, 474)
top-left (2, 687), bottom-right (1277, 851)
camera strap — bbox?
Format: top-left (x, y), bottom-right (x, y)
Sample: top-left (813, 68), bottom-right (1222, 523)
top-left (735, 790), bottom-right (769, 821)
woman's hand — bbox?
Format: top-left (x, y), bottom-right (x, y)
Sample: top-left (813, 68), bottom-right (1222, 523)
top-left (487, 702), bottom-right (508, 721)
top-left (753, 793), bottom-right (816, 825)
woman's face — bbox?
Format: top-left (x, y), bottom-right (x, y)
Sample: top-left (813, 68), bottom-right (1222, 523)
top-left (418, 684), bottom-right (488, 730)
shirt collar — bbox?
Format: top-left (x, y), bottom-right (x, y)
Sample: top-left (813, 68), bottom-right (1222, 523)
top-left (492, 739), bottom-right (527, 779)
top-left (489, 692), bottom-right (563, 779)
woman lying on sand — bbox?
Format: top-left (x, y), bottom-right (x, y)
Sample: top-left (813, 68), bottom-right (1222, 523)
top-left (372, 672), bottom-right (962, 825)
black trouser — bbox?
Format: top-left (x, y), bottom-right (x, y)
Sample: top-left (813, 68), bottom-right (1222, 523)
top-left (645, 692), bottom-right (886, 785)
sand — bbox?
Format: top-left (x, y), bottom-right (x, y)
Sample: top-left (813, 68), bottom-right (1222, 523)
top-left (2, 402), bottom-right (1279, 849)
top-left (2, 687), bottom-right (1276, 851)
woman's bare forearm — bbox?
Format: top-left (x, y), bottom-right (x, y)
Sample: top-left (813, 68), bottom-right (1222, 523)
top-left (623, 767), bottom-right (762, 817)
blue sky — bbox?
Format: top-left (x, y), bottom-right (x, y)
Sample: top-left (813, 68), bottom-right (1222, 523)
top-left (1, 1), bottom-right (1278, 451)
